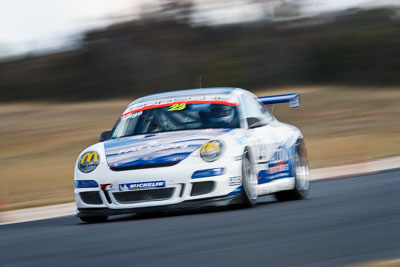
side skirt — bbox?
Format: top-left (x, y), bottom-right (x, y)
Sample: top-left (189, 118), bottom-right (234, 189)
top-left (257, 177), bottom-right (295, 196)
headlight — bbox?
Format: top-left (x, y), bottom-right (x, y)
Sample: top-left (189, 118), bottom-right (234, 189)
top-left (78, 151), bottom-right (100, 173)
top-left (200, 141), bottom-right (224, 162)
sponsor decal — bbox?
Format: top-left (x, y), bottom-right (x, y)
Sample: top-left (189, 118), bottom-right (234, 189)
top-left (80, 151), bottom-right (98, 164)
top-left (119, 181), bottom-right (166, 191)
top-left (267, 162), bottom-right (289, 174)
top-left (258, 160), bottom-right (291, 184)
top-left (200, 141), bottom-right (224, 162)
top-left (119, 142), bottom-right (189, 154)
top-left (105, 129), bottom-right (232, 169)
top-left (257, 143), bottom-right (296, 184)
top-left (168, 103), bottom-right (186, 111)
top-left (122, 111), bottom-right (143, 120)
top-left (229, 176), bottom-right (242, 186)
top-left (78, 151), bottom-right (100, 173)
top-left (121, 99), bottom-right (239, 118)
top-left (200, 141), bottom-right (221, 154)
top-left (269, 147), bottom-right (290, 164)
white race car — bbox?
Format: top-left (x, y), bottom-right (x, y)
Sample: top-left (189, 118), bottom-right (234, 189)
top-left (74, 87), bottom-right (310, 223)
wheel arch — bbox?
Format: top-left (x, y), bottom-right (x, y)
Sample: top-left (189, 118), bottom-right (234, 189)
top-left (243, 145), bottom-right (256, 164)
top-left (295, 138), bottom-right (309, 163)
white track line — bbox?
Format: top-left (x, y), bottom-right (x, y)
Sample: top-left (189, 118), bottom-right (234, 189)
top-left (310, 156), bottom-right (400, 181)
top-left (0, 202), bottom-right (76, 226)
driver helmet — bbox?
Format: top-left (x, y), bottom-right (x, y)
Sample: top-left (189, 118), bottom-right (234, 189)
top-left (209, 104), bottom-right (235, 125)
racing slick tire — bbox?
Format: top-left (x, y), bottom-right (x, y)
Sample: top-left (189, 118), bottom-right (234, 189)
top-left (79, 216), bottom-right (108, 223)
top-left (275, 142), bottom-right (310, 201)
top-left (241, 149), bottom-right (258, 207)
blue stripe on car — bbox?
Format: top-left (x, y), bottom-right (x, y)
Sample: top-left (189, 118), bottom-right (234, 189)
top-left (192, 168), bottom-right (226, 179)
top-left (75, 180), bottom-right (99, 188)
top-left (229, 186), bottom-right (243, 194)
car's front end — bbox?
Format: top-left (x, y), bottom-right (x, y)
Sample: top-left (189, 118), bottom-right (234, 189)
top-left (74, 128), bottom-right (246, 218)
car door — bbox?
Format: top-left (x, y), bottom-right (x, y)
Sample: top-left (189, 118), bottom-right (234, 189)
top-left (239, 92), bottom-right (280, 172)
top-left (239, 91), bottom-right (298, 195)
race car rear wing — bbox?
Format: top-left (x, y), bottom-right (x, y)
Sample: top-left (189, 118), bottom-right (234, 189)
top-left (258, 93), bottom-right (300, 108)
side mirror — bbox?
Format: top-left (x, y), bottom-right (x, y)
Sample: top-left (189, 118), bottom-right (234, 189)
top-left (99, 130), bottom-right (111, 142)
top-left (247, 117), bottom-right (265, 129)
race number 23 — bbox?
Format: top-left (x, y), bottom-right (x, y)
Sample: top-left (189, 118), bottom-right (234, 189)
top-left (168, 103), bottom-right (186, 111)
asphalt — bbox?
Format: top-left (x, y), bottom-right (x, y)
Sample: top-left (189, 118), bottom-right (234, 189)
top-left (1, 170), bottom-right (400, 267)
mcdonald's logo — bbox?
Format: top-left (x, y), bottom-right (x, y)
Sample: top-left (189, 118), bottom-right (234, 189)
top-left (200, 141), bottom-right (223, 162)
top-left (78, 151), bottom-right (100, 173)
top-left (201, 141), bottom-right (221, 154)
top-left (81, 152), bottom-right (98, 164)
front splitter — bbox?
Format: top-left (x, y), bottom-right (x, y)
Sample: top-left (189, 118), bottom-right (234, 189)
top-left (76, 194), bottom-right (243, 217)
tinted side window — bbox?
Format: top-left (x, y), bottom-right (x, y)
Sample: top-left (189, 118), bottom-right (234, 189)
top-left (242, 94), bottom-right (263, 118)
top-left (241, 93), bottom-right (270, 122)
top-left (261, 106), bottom-right (274, 122)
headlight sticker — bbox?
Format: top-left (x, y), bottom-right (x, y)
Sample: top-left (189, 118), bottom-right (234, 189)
top-left (78, 151), bottom-right (100, 173)
top-left (200, 140), bottom-right (224, 162)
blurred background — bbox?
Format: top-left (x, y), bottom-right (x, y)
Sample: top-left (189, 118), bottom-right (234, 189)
top-left (1, 0), bottom-right (400, 209)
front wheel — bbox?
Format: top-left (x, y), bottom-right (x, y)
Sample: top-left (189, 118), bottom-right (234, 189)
top-left (275, 144), bottom-right (310, 201)
top-left (241, 150), bottom-right (258, 207)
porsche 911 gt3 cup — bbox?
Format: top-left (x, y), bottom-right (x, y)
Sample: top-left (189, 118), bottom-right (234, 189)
top-left (74, 87), bottom-right (310, 223)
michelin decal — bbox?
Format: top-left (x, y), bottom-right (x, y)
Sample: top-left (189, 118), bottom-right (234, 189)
top-left (119, 181), bottom-right (166, 191)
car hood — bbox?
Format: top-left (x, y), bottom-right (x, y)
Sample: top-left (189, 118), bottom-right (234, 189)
top-left (104, 129), bottom-right (232, 170)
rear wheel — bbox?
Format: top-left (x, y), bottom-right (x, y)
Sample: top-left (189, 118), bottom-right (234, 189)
top-left (79, 216), bottom-right (108, 223)
top-left (275, 144), bottom-right (310, 201)
top-left (241, 150), bottom-right (258, 207)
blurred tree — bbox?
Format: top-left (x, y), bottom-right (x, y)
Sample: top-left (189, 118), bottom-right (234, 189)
top-left (161, 0), bottom-right (194, 23)
top-left (1, 7), bottom-right (400, 102)
top-left (274, 0), bottom-right (300, 18)
top-left (140, 0), bottom-right (195, 23)
top-left (0, 44), bottom-right (14, 61)
top-left (251, 0), bottom-right (302, 19)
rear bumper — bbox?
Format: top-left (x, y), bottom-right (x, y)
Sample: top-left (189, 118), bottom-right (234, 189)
top-left (76, 194), bottom-right (243, 217)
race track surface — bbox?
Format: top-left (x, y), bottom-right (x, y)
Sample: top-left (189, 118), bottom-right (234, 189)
top-left (2, 170), bottom-right (400, 267)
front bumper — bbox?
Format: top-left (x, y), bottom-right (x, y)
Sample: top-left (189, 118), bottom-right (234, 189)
top-left (76, 194), bottom-right (243, 217)
top-left (75, 154), bottom-right (243, 214)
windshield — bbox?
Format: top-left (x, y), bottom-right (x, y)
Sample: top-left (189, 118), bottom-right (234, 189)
top-left (111, 103), bottom-right (240, 138)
